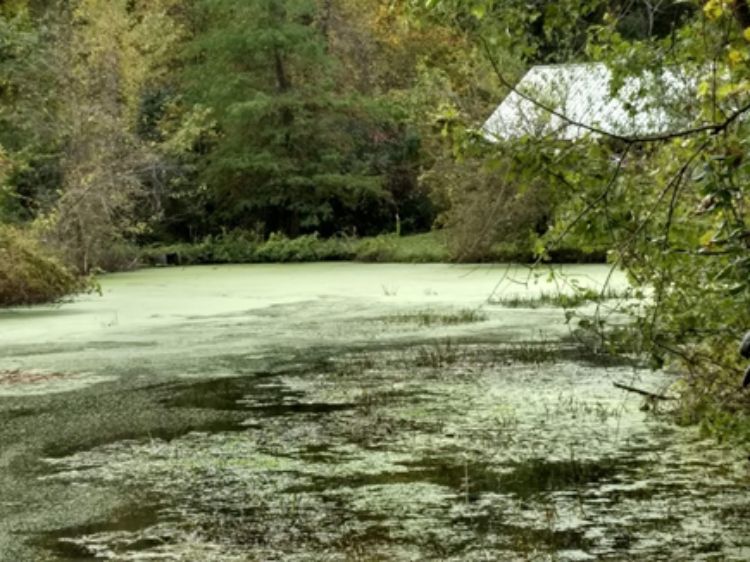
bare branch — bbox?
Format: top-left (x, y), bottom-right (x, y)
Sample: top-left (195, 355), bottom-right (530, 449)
top-left (614, 381), bottom-right (676, 400)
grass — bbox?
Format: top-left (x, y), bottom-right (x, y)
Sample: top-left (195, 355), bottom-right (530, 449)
top-left (354, 232), bottom-right (450, 263)
top-left (380, 309), bottom-right (487, 327)
top-left (413, 339), bottom-right (463, 368)
top-left (489, 287), bottom-right (630, 309)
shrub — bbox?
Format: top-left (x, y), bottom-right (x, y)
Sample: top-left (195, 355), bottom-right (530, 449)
top-left (354, 232), bottom-right (448, 263)
top-left (425, 156), bottom-right (555, 262)
top-left (139, 231), bottom-right (358, 266)
top-left (354, 235), bottom-right (399, 262)
top-left (0, 225), bottom-right (93, 306)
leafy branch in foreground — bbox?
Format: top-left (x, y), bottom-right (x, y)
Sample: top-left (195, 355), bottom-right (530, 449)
top-left (420, 0), bottom-right (750, 438)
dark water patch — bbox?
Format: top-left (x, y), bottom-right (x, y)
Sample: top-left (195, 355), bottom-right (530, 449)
top-left (182, 308), bottom-right (261, 321)
top-left (0, 407), bottom-right (45, 422)
top-left (165, 375), bottom-right (302, 412)
top-left (498, 457), bottom-right (640, 498)
top-left (212, 351), bottom-right (337, 379)
top-left (246, 402), bottom-right (357, 417)
top-left (720, 503), bottom-right (750, 519)
top-left (291, 460), bottom-right (503, 502)
top-left (285, 455), bottom-right (643, 503)
top-left (0, 340), bottom-right (158, 359)
top-left (500, 524), bottom-right (591, 553)
top-left (327, 456), bottom-right (645, 501)
top-left (297, 444), bottom-right (340, 463)
top-left (0, 308), bottom-right (88, 319)
top-left (166, 377), bottom-right (265, 411)
top-left (37, 500), bottom-right (163, 559)
top-left (165, 374), bottom-right (364, 419)
top-left (84, 340), bottom-right (158, 350)
top-left (42, 417), bottom-right (246, 461)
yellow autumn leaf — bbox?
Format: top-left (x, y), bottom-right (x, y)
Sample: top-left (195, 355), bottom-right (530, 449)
top-left (470, 4), bottom-right (486, 19)
top-left (717, 82), bottom-right (738, 99)
top-left (699, 230), bottom-right (715, 247)
top-left (728, 48), bottom-right (745, 66)
top-left (703, 0), bottom-right (725, 20)
top-left (721, 80), bottom-right (750, 97)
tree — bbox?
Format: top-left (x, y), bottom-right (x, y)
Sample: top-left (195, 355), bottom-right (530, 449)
top-left (0, 2), bottom-right (60, 222)
top-left (421, 0), bottom-right (750, 437)
top-left (43, 0), bottom-right (183, 272)
top-left (173, 0), bottom-right (431, 238)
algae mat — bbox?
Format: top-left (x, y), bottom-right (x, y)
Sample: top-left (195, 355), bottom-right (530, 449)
top-left (0, 263), bottom-right (747, 560)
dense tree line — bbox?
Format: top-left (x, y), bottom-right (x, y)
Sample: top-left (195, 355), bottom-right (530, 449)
top-left (0, 0), bottom-right (499, 276)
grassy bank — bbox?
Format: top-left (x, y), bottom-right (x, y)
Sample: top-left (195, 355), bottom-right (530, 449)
top-left (137, 231), bottom-right (606, 267)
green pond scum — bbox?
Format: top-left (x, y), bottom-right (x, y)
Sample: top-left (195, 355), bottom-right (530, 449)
top-left (0, 264), bottom-right (748, 560)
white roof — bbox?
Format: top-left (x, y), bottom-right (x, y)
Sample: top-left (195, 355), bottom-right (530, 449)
top-left (482, 63), bottom-right (693, 141)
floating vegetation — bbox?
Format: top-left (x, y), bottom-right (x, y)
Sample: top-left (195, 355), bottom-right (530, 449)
top-left (36, 344), bottom-right (750, 560)
top-left (1, 265), bottom-right (746, 561)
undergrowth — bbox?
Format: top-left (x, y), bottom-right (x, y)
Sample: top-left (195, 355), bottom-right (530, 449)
top-left (137, 230), bottom-right (606, 267)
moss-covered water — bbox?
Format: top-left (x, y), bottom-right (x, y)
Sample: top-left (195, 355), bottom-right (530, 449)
top-left (0, 264), bottom-right (748, 560)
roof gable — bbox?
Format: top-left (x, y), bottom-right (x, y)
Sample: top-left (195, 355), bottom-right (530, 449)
top-left (482, 63), bottom-right (693, 141)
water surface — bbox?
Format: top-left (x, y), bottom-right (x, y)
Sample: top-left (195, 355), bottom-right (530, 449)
top-left (0, 263), bottom-right (747, 560)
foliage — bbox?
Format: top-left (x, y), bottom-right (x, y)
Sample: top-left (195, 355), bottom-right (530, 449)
top-left (0, 2), bottom-right (60, 222)
top-left (139, 231), bottom-right (453, 265)
top-left (354, 232), bottom-right (449, 262)
top-left (489, 287), bottom-right (629, 309)
top-left (43, 0), bottom-right (185, 273)
top-left (0, 225), bottom-right (93, 306)
top-left (168, 0), bottom-right (430, 239)
top-left (418, 0), bottom-right (750, 437)
top-left (138, 229), bottom-right (604, 266)
top-left (426, 154), bottom-right (555, 262)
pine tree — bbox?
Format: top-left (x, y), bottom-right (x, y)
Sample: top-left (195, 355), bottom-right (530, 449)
top-left (180, 0), bottom-right (409, 236)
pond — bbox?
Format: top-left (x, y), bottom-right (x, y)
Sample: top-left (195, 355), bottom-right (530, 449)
top-left (0, 263), bottom-right (747, 561)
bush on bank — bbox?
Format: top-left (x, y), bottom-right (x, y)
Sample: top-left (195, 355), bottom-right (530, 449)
top-left (138, 231), bottom-right (605, 266)
top-left (0, 225), bottom-right (93, 306)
